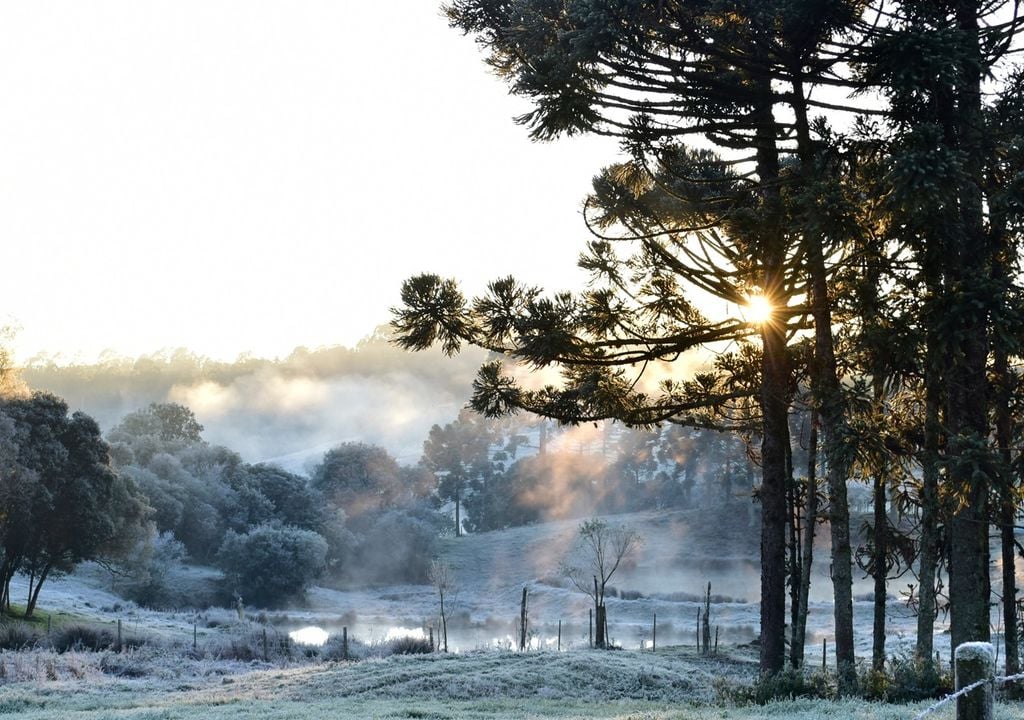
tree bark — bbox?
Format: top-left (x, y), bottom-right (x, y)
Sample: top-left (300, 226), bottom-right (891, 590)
top-left (25, 564), bottom-right (51, 619)
top-left (947, 0), bottom-right (992, 652)
top-left (916, 334), bottom-right (942, 662)
top-left (994, 311), bottom-right (1018, 675)
top-left (872, 472), bottom-right (888, 672)
top-left (792, 77), bottom-right (857, 691)
top-left (754, 105), bottom-right (791, 676)
top-left (792, 409), bottom-right (819, 669)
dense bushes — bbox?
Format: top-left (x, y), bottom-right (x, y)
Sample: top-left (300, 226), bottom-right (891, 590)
top-left (216, 525), bottom-right (328, 607)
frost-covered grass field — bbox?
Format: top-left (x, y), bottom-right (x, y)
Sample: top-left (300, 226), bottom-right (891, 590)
top-left (1, 509), bottom-right (1014, 718)
top-left (2, 646), bottom-right (1024, 719)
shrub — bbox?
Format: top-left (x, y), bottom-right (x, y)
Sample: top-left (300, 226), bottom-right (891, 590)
top-left (115, 531), bottom-right (190, 608)
top-left (721, 668), bottom-right (835, 704)
top-left (49, 624), bottom-right (115, 653)
top-left (0, 623), bottom-right (40, 650)
top-left (216, 524), bottom-right (328, 608)
top-left (388, 636), bottom-right (433, 655)
top-left (860, 653), bottom-right (952, 702)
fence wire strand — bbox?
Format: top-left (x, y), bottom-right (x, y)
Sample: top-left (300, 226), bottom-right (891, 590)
top-left (912, 672), bottom-right (1024, 720)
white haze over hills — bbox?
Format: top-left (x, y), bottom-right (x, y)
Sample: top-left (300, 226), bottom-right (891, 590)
top-left (21, 330), bottom-right (490, 473)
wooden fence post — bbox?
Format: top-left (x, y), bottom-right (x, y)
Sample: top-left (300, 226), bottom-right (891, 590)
top-left (520, 587), bottom-right (529, 651)
top-left (589, 609), bottom-right (593, 648)
top-left (116, 619), bottom-right (122, 653)
top-left (955, 642), bottom-right (994, 720)
top-left (696, 608), bottom-right (701, 653)
top-left (652, 612), bottom-right (656, 653)
top-left (343, 626), bottom-right (349, 661)
top-left (557, 620), bottom-right (561, 652)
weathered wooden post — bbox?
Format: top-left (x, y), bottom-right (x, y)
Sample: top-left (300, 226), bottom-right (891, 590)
top-left (116, 619), bottom-right (122, 652)
top-left (519, 587), bottom-right (529, 652)
top-left (262, 627), bottom-right (268, 661)
top-left (343, 626), bottom-right (349, 661)
top-left (823, 638), bottom-right (827, 672)
top-left (193, 623), bottom-right (198, 652)
top-left (955, 642), bottom-right (994, 720)
top-left (429, 626), bottom-right (434, 652)
top-left (714, 626), bottom-right (719, 654)
top-left (696, 608), bottom-right (702, 653)
top-left (652, 612), bottom-right (656, 652)
top-left (557, 620), bottom-right (561, 652)
top-left (589, 609), bottom-right (593, 648)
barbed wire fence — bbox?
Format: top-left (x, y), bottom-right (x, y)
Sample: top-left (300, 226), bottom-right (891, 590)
top-left (912, 642), bottom-right (1024, 720)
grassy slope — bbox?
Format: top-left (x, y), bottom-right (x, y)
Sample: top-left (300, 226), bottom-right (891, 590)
top-left (1, 649), bottom-right (1022, 720)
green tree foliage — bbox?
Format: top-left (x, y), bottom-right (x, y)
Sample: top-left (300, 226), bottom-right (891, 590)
top-left (0, 392), bottom-right (150, 617)
top-left (216, 524), bottom-right (328, 608)
top-left (311, 442), bottom-right (404, 519)
top-left (422, 410), bottom-right (501, 536)
top-left (109, 403), bottom-right (332, 564)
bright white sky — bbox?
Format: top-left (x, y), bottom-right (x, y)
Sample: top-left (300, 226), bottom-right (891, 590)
top-left (0, 1), bottom-right (619, 364)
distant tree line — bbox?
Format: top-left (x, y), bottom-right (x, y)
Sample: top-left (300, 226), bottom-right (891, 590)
top-left (422, 409), bottom-right (757, 534)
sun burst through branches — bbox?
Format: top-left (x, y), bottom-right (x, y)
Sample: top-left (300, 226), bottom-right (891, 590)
top-left (743, 294), bottom-right (774, 325)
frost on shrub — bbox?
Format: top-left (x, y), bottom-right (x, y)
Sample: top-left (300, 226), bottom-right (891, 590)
top-left (114, 531), bottom-right (189, 608)
top-left (215, 524), bottom-right (328, 608)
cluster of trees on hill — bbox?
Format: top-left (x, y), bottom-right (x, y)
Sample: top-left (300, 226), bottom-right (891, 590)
top-left (394, 0), bottom-right (1024, 685)
top-left (422, 409), bottom-right (757, 533)
top-left (108, 403), bottom-right (445, 607)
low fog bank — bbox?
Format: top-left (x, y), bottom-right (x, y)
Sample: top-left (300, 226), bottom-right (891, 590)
top-left (22, 330), bottom-right (489, 471)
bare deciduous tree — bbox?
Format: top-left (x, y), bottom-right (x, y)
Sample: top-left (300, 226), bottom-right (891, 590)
top-left (561, 518), bottom-right (642, 649)
top-left (428, 558), bottom-right (457, 653)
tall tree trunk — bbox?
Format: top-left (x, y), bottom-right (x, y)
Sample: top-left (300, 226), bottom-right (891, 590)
top-left (991, 145), bottom-right (1018, 676)
top-left (948, 0), bottom-right (992, 652)
top-left (753, 80), bottom-right (791, 675)
top-left (788, 435), bottom-right (802, 657)
top-left (791, 76), bottom-right (856, 691)
top-left (792, 408), bottom-right (819, 669)
top-left (916, 341), bottom-right (942, 663)
top-left (872, 472), bottom-right (888, 671)
top-left (994, 301), bottom-right (1018, 675)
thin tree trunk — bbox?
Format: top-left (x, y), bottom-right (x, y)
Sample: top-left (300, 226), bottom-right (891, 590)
top-left (792, 408), bottom-right (819, 669)
top-left (872, 473), bottom-right (888, 671)
top-left (788, 436), bottom-right (802, 652)
top-left (992, 166), bottom-right (1018, 676)
top-left (916, 300), bottom-right (943, 665)
top-left (455, 487), bottom-right (461, 538)
top-left (791, 74), bottom-right (856, 691)
top-left (995, 328), bottom-right (1018, 675)
top-left (25, 564), bottom-right (51, 619)
top-left (439, 592), bottom-right (448, 653)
